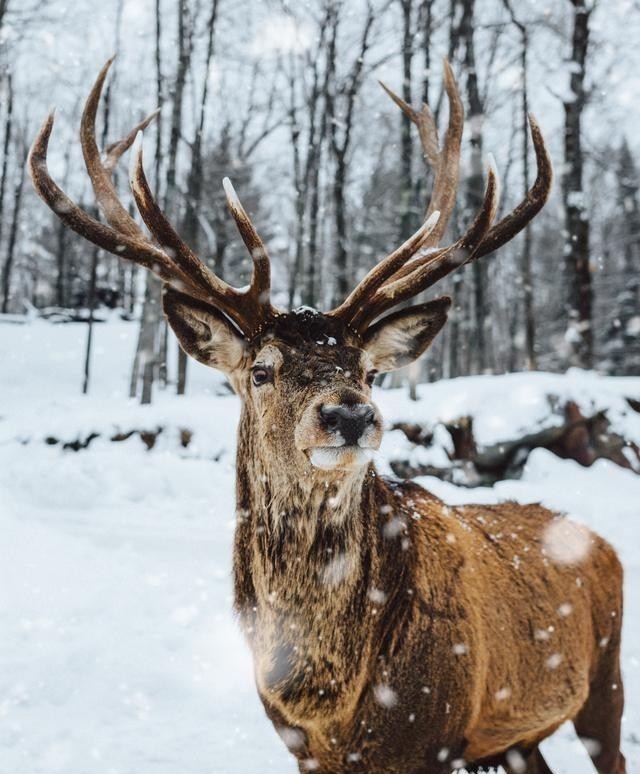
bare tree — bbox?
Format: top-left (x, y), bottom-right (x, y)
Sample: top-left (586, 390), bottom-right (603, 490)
top-left (326, 0), bottom-right (377, 305)
top-left (502, 0), bottom-right (536, 369)
top-left (130, 0), bottom-right (166, 401)
top-left (562, 0), bottom-right (596, 368)
top-left (398, 0), bottom-right (416, 241)
top-left (285, 5), bottom-right (332, 307)
top-left (130, 0), bottom-right (195, 403)
top-left (0, 72), bottom-right (13, 280)
top-left (459, 0), bottom-right (490, 374)
top-left (178, 0), bottom-right (221, 395)
top-left (1, 134), bottom-right (26, 313)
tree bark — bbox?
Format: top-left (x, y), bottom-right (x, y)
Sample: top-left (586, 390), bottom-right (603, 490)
top-left (0, 72), bottom-right (13, 266)
top-left (54, 142), bottom-right (72, 307)
top-left (328, 2), bottom-right (376, 306)
top-left (502, 0), bottom-right (536, 370)
top-left (82, 245), bottom-right (99, 394)
top-left (399, 0), bottom-right (414, 241)
top-left (0, 140), bottom-right (26, 313)
top-left (178, 0), bottom-right (219, 394)
top-left (562, 0), bottom-right (594, 369)
top-left (460, 0), bottom-right (488, 375)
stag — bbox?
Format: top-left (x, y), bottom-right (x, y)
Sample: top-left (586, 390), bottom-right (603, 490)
top-left (29, 60), bottom-right (625, 774)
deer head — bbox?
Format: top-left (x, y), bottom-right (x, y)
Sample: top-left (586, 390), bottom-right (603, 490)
top-left (29, 59), bottom-right (552, 478)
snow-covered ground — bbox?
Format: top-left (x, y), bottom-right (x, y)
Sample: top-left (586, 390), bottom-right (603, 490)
top-left (1, 317), bottom-right (639, 774)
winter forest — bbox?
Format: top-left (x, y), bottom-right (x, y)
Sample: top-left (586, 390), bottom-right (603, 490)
top-left (2, 0), bottom-right (640, 773)
top-left (0, 0), bottom-right (639, 387)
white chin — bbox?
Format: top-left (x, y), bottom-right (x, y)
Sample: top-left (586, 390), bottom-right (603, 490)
top-left (309, 447), bottom-right (373, 471)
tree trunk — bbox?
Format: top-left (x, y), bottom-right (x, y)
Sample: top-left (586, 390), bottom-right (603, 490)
top-left (399, 0), bottom-right (414, 241)
top-left (520, 35), bottom-right (536, 371)
top-left (287, 58), bottom-right (305, 308)
top-left (502, 1), bottom-right (536, 370)
top-left (82, 245), bottom-right (99, 394)
top-left (166, 0), bottom-right (192, 394)
top-left (460, 0), bottom-right (488, 375)
top-left (178, 0), bottom-right (219, 395)
top-left (0, 141), bottom-right (26, 313)
top-left (562, 0), bottom-right (594, 369)
top-left (0, 72), bottom-right (13, 263)
top-left (54, 143), bottom-right (72, 307)
top-left (327, 2), bottom-right (375, 307)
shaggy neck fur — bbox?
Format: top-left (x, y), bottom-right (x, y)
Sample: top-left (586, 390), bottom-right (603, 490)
top-left (232, 406), bottom-right (386, 728)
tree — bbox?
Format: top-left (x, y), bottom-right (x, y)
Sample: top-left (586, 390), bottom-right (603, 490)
top-left (603, 140), bottom-right (640, 375)
top-left (1, 134), bottom-right (27, 313)
top-left (177, 0), bottom-right (220, 395)
top-left (562, 0), bottom-right (596, 369)
top-left (502, 0), bottom-right (537, 370)
top-left (459, 0), bottom-right (490, 374)
top-left (326, 0), bottom-right (377, 306)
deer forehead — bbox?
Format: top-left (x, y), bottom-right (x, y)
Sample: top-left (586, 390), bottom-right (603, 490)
top-left (253, 341), bottom-right (367, 380)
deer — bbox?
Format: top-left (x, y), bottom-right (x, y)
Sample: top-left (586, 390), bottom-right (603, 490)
top-left (28, 59), bottom-right (625, 774)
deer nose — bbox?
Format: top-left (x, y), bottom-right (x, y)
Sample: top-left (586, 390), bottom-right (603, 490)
top-left (319, 403), bottom-right (377, 445)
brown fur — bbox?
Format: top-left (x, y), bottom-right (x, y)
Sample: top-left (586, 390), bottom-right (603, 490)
top-left (162, 304), bottom-right (627, 774)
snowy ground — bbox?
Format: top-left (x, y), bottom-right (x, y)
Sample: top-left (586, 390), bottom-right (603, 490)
top-left (1, 316), bottom-right (639, 774)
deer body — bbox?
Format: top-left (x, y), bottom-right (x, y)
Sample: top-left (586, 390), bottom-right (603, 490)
top-left (230, 317), bottom-right (624, 773)
top-left (30, 59), bottom-right (626, 773)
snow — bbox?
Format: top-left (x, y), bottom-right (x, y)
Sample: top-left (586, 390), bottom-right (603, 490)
top-left (1, 317), bottom-right (639, 773)
top-left (376, 368), bottom-right (640, 450)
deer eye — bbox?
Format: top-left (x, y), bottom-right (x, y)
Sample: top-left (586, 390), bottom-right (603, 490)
top-left (251, 365), bottom-right (273, 387)
top-left (366, 370), bottom-right (378, 387)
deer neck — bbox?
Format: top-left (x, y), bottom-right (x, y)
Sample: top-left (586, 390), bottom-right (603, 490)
top-left (235, 421), bottom-right (374, 598)
top-left (233, 411), bottom-right (382, 718)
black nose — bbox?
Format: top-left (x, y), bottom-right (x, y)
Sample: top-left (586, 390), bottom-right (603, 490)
top-left (319, 404), bottom-right (377, 445)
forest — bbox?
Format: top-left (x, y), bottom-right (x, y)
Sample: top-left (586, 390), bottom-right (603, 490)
top-left (2, 2), bottom-right (640, 772)
top-left (1, 0), bottom-right (639, 399)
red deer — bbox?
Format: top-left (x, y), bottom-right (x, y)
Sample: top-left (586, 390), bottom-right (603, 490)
top-left (29, 59), bottom-right (625, 774)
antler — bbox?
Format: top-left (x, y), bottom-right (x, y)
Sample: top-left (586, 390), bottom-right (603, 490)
top-left (379, 58), bottom-right (464, 247)
top-left (330, 60), bottom-right (464, 328)
top-left (29, 58), bottom-right (277, 338)
top-left (330, 61), bottom-right (553, 334)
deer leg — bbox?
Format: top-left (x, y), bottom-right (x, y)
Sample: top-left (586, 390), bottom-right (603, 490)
top-left (519, 747), bottom-right (554, 774)
top-left (573, 639), bottom-right (626, 774)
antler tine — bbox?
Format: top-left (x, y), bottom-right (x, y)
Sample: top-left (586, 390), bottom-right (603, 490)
top-left (81, 61), bottom-right (249, 323)
top-left (80, 57), bottom-right (142, 239)
top-left (29, 112), bottom-right (191, 289)
top-left (129, 135), bottom-right (225, 295)
top-left (222, 177), bottom-right (272, 309)
top-left (328, 210), bottom-right (441, 325)
top-left (81, 58), bottom-right (211, 291)
top-left (473, 115), bottom-right (552, 259)
top-left (131, 142), bottom-right (278, 331)
top-left (329, 61), bottom-right (463, 331)
top-left (380, 116), bottom-right (552, 287)
top-left (378, 81), bottom-right (440, 169)
top-left (104, 108), bottom-right (160, 173)
top-left (379, 60), bottom-right (464, 249)
top-left (352, 163), bottom-right (500, 332)
top-left (30, 59), bottom-right (279, 338)
top-left (425, 59), bottom-right (464, 246)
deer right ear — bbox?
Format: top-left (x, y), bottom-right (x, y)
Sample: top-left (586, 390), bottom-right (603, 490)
top-left (362, 297), bottom-right (451, 373)
top-left (163, 288), bottom-right (246, 375)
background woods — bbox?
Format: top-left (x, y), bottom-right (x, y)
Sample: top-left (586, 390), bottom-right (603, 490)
top-left (1, 0), bottom-right (640, 401)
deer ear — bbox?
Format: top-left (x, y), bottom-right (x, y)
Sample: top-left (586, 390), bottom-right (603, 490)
top-left (163, 288), bottom-right (246, 375)
top-left (363, 297), bottom-right (451, 373)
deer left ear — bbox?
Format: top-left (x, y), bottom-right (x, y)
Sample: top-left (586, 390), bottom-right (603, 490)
top-left (363, 297), bottom-right (451, 373)
top-left (163, 288), bottom-right (246, 375)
